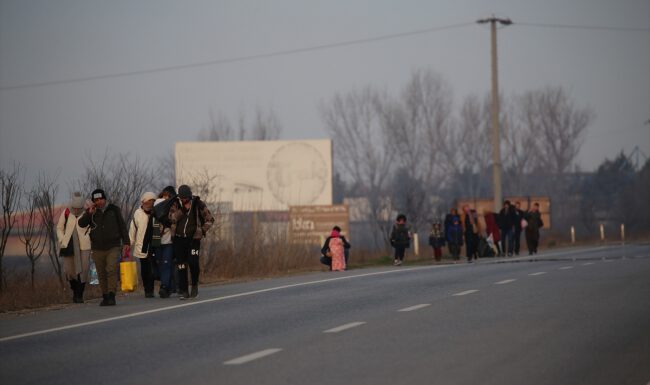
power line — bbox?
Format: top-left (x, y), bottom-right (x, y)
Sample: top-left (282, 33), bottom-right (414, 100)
top-left (516, 21), bottom-right (650, 32)
top-left (0, 21), bottom-right (474, 91)
top-left (2, 19), bottom-right (646, 91)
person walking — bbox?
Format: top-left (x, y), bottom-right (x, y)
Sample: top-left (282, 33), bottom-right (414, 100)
top-left (390, 214), bottom-right (411, 266)
top-left (170, 185), bottom-right (214, 299)
top-left (151, 186), bottom-right (176, 298)
top-left (56, 192), bottom-right (92, 303)
top-left (428, 221), bottom-right (446, 262)
top-left (498, 200), bottom-right (517, 256)
top-left (78, 189), bottom-right (130, 306)
top-left (444, 208), bottom-right (459, 256)
top-left (524, 202), bottom-right (544, 255)
top-left (446, 214), bottom-right (463, 262)
top-left (320, 226), bottom-right (351, 270)
top-left (129, 191), bottom-right (158, 298)
top-left (462, 205), bottom-right (479, 263)
top-left (513, 201), bottom-right (525, 256)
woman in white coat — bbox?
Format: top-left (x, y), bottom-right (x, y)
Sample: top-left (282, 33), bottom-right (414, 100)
top-left (129, 191), bottom-right (157, 298)
top-left (56, 192), bottom-right (92, 303)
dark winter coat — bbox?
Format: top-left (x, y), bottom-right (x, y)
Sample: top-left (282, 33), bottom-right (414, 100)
top-left (446, 216), bottom-right (463, 246)
top-left (514, 208), bottom-right (524, 231)
top-left (525, 211), bottom-right (544, 233)
top-left (498, 206), bottom-right (517, 231)
top-left (78, 203), bottom-right (130, 251)
top-left (321, 235), bottom-right (351, 256)
top-left (428, 227), bottom-right (446, 249)
top-left (170, 196), bottom-right (215, 239)
top-left (390, 223), bottom-right (411, 248)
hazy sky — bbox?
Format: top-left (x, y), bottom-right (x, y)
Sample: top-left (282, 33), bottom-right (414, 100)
top-left (1, 0), bottom-right (649, 201)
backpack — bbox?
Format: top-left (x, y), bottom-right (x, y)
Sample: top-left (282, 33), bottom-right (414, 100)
top-left (153, 198), bottom-right (175, 227)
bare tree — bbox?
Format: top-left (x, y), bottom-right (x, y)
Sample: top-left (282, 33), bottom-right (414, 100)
top-left (77, 151), bottom-right (156, 225)
top-left (18, 189), bottom-right (47, 288)
top-left (34, 172), bottom-right (63, 285)
top-left (154, 151), bottom-right (176, 192)
top-left (250, 107), bottom-right (282, 141)
top-left (321, 86), bottom-right (396, 248)
top-left (199, 106), bottom-right (282, 142)
top-left (0, 163), bottom-right (22, 290)
top-left (502, 95), bottom-right (543, 194)
top-left (390, 69), bottom-right (454, 231)
top-left (520, 86), bottom-right (594, 176)
top-left (199, 111), bottom-right (236, 141)
top-left (448, 94), bottom-right (494, 202)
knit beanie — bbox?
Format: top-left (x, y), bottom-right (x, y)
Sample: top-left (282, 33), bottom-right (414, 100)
top-left (161, 185), bottom-right (177, 197)
top-left (178, 185), bottom-right (192, 199)
top-left (70, 192), bottom-right (84, 209)
top-left (91, 189), bottom-right (106, 200)
top-left (141, 191), bottom-right (157, 203)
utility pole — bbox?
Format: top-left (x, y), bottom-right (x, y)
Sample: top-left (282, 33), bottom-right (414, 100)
top-left (477, 16), bottom-right (512, 212)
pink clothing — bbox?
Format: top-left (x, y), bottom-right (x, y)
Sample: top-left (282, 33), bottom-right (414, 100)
top-left (330, 237), bottom-right (346, 271)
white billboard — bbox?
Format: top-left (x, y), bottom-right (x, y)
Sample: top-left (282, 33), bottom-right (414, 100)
top-left (175, 140), bottom-right (332, 212)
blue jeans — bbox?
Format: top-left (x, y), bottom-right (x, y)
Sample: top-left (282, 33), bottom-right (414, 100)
top-left (152, 244), bottom-right (174, 291)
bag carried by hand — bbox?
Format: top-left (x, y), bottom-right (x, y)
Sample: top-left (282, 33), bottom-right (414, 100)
top-left (120, 250), bottom-right (138, 292)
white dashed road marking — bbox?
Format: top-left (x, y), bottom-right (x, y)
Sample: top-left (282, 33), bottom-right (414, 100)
top-left (453, 290), bottom-right (479, 296)
top-left (398, 304), bottom-right (431, 312)
top-left (495, 279), bottom-right (517, 285)
top-left (559, 266), bottom-right (574, 270)
top-left (529, 272), bottom-right (547, 276)
top-left (323, 322), bottom-right (366, 333)
top-left (224, 349), bottom-right (282, 365)
top-left (582, 262), bottom-right (594, 266)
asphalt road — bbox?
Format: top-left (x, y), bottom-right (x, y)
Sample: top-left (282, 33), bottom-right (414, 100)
top-left (1, 244), bottom-right (649, 385)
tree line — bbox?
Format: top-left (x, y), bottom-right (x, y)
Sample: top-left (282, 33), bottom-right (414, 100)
top-left (1, 68), bottom-right (648, 290)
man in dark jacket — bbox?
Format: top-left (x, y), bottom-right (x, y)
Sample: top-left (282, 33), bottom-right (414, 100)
top-left (524, 202), bottom-right (544, 255)
top-left (169, 185), bottom-right (215, 299)
top-left (513, 201), bottom-right (525, 256)
top-left (498, 200), bottom-right (517, 256)
top-left (78, 189), bottom-right (130, 306)
top-left (390, 214), bottom-right (411, 266)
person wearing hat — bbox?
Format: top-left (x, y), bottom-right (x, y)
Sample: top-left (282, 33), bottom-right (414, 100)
top-left (78, 188), bottom-right (130, 306)
top-left (129, 191), bottom-right (158, 298)
top-left (56, 192), bottom-right (92, 303)
top-left (169, 184), bottom-right (215, 299)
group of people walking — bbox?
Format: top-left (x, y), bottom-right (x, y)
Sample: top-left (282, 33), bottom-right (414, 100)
top-left (56, 185), bottom-right (214, 305)
top-left (432, 200), bottom-right (544, 263)
top-left (58, 188), bottom-right (543, 304)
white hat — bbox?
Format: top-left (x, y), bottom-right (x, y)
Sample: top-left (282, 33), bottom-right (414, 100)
top-left (70, 192), bottom-right (84, 209)
top-left (141, 191), bottom-right (157, 203)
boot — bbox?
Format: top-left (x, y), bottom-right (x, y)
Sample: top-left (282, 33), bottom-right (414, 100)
top-left (100, 294), bottom-right (110, 306)
top-left (76, 282), bottom-right (85, 303)
top-left (69, 279), bottom-right (78, 303)
top-left (108, 292), bottom-right (116, 306)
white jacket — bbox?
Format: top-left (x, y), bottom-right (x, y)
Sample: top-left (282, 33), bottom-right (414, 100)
top-left (56, 209), bottom-right (92, 251)
top-left (129, 208), bottom-right (151, 259)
